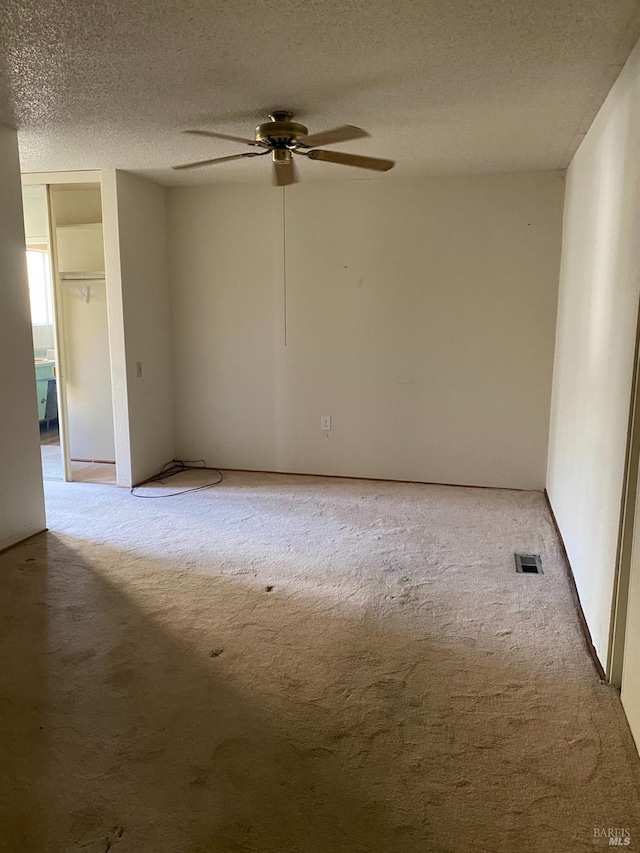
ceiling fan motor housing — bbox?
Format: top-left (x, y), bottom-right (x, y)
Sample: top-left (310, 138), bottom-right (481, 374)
top-left (173, 111), bottom-right (394, 179)
top-left (256, 111), bottom-right (308, 148)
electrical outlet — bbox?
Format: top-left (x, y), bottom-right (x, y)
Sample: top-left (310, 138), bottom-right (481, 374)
top-left (321, 416), bottom-right (331, 431)
top-left (136, 361), bottom-right (143, 378)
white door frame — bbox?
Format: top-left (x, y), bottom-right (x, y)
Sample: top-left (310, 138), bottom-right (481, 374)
top-left (608, 301), bottom-right (640, 685)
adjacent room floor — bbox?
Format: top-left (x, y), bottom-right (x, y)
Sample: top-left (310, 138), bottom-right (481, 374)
top-left (40, 444), bottom-right (116, 484)
top-left (1, 471), bottom-right (639, 852)
top-left (39, 418), bottom-right (116, 485)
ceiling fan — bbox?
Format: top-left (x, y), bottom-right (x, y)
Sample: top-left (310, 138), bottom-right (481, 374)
top-left (172, 111), bottom-right (395, 185)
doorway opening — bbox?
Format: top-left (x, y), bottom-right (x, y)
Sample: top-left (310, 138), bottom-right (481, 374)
top-left (22, 185), bottom-right (62, 480)
top-left (22, 180), bottom-right (117, 485)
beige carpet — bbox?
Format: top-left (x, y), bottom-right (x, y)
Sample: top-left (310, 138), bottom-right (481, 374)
top-left (1, 471), bottom-right (639, 852)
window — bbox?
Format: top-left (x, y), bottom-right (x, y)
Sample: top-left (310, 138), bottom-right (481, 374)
top-left (26, 249), bottom-right (53, 325)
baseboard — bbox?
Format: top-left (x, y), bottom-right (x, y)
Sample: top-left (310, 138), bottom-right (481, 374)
top-left (0, 527), bottom-right (48, 556)
top-left (543, 489), bottom-right (606, 681)
top-left (216, 466), bottom-right (535, 492)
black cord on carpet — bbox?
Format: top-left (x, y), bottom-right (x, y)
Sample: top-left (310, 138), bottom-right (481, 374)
top-left (130, 459), bottom-right (223, 498)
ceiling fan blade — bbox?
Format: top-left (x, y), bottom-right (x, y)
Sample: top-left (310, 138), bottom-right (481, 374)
top-left (296, 125), bottom-right (369, 148)
top-left (184, 129), bottom-right (263, 147)
top-left (272, 157), bottom-right (299, 186)
top-left (172, 151), bottom-right (266, 171)
top-left (306, 149), bottom-right (395, 172)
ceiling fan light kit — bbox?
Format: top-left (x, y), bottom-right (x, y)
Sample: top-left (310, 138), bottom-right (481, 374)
top-left (173, 110), bottom-right (395, 184)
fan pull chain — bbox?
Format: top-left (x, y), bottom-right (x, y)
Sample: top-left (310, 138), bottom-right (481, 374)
top-left (282, 187), bottom-right (288, 347)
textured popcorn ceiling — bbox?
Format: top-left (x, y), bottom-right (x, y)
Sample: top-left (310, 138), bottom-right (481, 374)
top-left (1, 0), bottom-right (640, 185)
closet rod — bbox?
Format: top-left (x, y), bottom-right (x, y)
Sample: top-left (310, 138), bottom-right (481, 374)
top-left (60, 272), bottom-right (105, 282)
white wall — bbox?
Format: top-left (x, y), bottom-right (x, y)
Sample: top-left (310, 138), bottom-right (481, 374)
top-left (167, 172), bottom-right (564, 489)
top-left (22, 184), bottom-right (49, 242)
top-left (50, 185), bottom-right (103, 227)
top-left (0, 126), bottom-right (46, 549)
top-left (102, 171), bottom-right (174, 486)
top-left (31, 325), bottom-right (54, 352)
top-left (546, 40), bottom-right (640, 669)
top-left (60, 283), bottom-right (115, 461)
